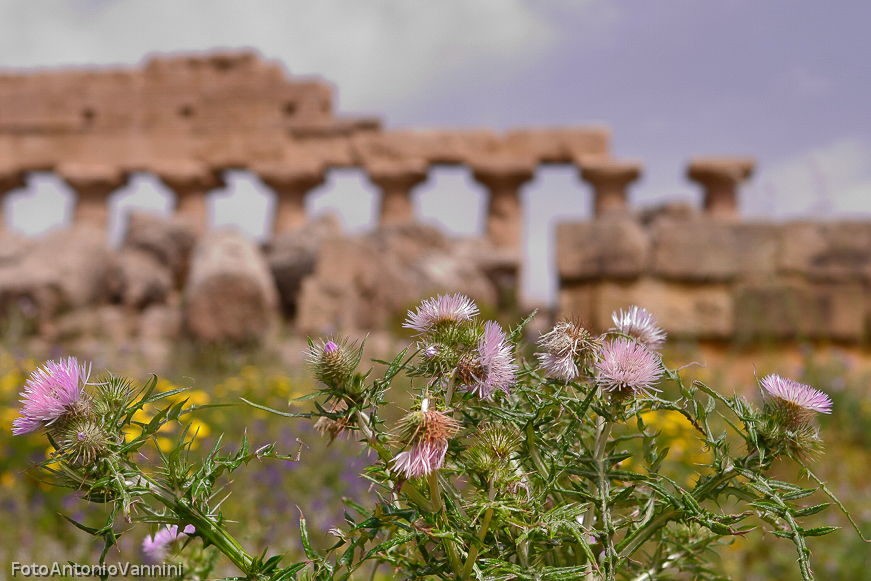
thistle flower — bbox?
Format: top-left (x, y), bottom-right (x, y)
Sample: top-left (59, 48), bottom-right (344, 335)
top-left (760, 374), bottom-right (832, 430)
top-left (392, 400), bottom-right (460, 479)
top-left (457, 321), bottom-right (517, 400)
top-left (611, 306), bottom-right (667, 350)
top-left (314, 400), bottom-right (353, 444)
top-left (403, 293), bottom-right (479, 335)
top-left (12, 357), bottom-right (91, 436)
top-left (536, 319), bottom-right (598, 381)
top-left (595, 339), bottom-right (663, 398)
top-left (306, 337), bottom-right (361, 391)
top-left (142, 524), bottom-right (196, 562)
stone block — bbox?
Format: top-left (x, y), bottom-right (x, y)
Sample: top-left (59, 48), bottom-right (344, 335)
top-left (556, 283), bottom-right (596, 327)
top-left (556, 216), bottom-right (649, 281)
top-left (183, 230), bottom-right (279, 344)
top-left (123, 211), bottom-right (198, 288)
top-left (734, 281), bottom-right (865, 341)
top-left (652, 221), bottom-right (779, 282)
top-left (779, 222), bottom-right (871, 281)
top-left (594, 278), bottom-right (734, 339)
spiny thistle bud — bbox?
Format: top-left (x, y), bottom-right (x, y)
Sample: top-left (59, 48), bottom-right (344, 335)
top-left (611, 305), bottom-right (667, 350)
top-left (595, 339), bottom-right (663, 399)
top-left (536, 318), bottom-right (599, 382)
top-left (307, 337), bottom-right (362, 393)
top-left (62, 416), bottom-right (109, 466)
top-left (465, 425), bottom-right (522, 480)
top-left (93, 375), bottom-right (133, 415)
top-left (392, 399), bottom-right (460, 479)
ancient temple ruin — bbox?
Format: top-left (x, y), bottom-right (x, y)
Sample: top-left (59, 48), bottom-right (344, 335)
top-left (6, 50), bottom-right (864, 348)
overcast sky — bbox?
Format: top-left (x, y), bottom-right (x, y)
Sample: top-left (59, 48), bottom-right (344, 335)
top-left (1, 0), bottom-right (869, 306)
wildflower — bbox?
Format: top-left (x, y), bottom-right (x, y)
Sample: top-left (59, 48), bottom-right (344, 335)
top-left (536, 319), bottom-right (598, 381)
top-left (392, 400), bottom-right (460, 479)
top-left (611, 306), bottom-right (667, 350)
top-left (93, 375), bottom-right (133, 415)
top-left (306, 337), bottom-right (361, 390)
top-left (12, 357), bottom-right (91, 436)
top-left (403, 293), bottom-right (479, 335)
top-left (760, 374), bottom-right (832, 429)
top-left (314, 400), bottom-right (352, 444)
top-left (457, 321), bottom-right (517, 400)
top-left (142, 524), bottom-right (196, 562)
top-left (595, 339), bottom-right (663, 398)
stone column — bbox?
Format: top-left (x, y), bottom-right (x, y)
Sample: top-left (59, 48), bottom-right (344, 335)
top-left (253, 160), bottom-right (325, 235)
top-left (153, 161), bottom-right (223, 235)
top-left (56, 163), bottom-right (126, 231)
top-left (471, 158), bottom-right (535, 251)
top-left (579, 159), bottom-right (643, 216)
top-left (366, 159), bottom-right (428, 227)
top-left (0, 166), bottom-right (25, 233)
top-left (687, 157), bottom-right (755, 218)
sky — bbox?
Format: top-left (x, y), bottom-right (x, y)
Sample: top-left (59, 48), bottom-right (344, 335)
top-left (1, 0), bottom-right (870, 306)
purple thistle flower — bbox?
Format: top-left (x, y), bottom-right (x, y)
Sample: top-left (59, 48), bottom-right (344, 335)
top-left (611, 306), bottom-right (667, 350)
top-left (12, 357), bottom-right (90, 436)
top-left (392, 403), bottom-right (460, 479)
top-left (595, 339), bottom-right (663, 398)
top-left (142, 524), bottom-right (195, 562)
top-left (760, 374), bottom-right (832, 429)
top-left (323, 340), bottom-right (338, 354)
top-left (403, 293), bottom-right (479, 335)
top-left (457, 321), bottom-right (517, 400)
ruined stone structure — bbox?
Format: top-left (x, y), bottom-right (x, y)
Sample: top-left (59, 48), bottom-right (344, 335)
top-left (2, 51), bottom-right (868, 348)
top-left (557, 157), bottom-right (871, 343)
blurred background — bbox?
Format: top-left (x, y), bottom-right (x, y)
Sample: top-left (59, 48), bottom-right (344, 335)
top-left (1, 1), bottom-right (870, 579)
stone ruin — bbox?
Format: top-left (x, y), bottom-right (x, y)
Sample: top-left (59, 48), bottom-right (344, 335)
top-left (2, 50), bottom-right (868, 354)
top-left (0, 51), bottom-right (610, 350)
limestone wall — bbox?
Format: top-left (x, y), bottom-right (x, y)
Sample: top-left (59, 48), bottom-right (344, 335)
top-left (557, 208), bottom-right (871, 343)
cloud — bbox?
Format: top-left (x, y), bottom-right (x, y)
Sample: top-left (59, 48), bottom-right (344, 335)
top-left (0, 0), bottom-right (567, 111)
top-left (748, 138), bottom-right (871, 218)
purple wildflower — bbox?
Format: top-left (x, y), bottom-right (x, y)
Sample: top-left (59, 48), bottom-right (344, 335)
top-left (457, 321), bottom-right (517, 400)
top-left (403, 294), bottom-right (479, 335)
top-left (595, 339), bottom-right (663, 398)
top-left (392, 401), bottom-right (460, 479)
top-left (611, 306), bottom-right (667, 350)
top-left (323, 340), bottom-right (338, 354)
top-left (12, 357), bottom-right (90, 436)
top-left (536, 320), bottom-right (598, 381)
top-left (142, 524), bottom-right (195, 562)
top-left (760, 374), bottom-right (832, 429)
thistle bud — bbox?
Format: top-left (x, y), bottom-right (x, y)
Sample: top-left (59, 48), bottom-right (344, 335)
top-left (307, 337), bottom-right (362, 392)
top-left (62, 416), bottom-right (109, 466)
top-left (93, 375), bottom-right (133, 415)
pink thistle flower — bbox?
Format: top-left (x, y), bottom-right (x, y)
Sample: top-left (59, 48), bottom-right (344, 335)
top-left (142, 524), bottom-right (195, 562)
top-left (392, 401), bottom-right (460, 479)
top-left (611, 306), bottom-right (667, 350)
top-left (12, 357), bottom-right (91, 436)
top-left (536, 320), bottom-right (598, 381)
top-left (403, 294), bottom-right (479, 335)
top-left (595, 339), bottom-right (663, 398)
top-left (457, 321), bottom-right (517, 400)
top-left (760, 374), bottom-right (832, 429)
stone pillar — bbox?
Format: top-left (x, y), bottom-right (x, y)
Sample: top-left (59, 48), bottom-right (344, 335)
top-left (0, 166), bottom-right (25, 232)
top-left (366, 159), bottom-right (428, 227)
top-left (253, 160), bottom-right (325, 235)
top-left (56, 163), bottom-right (126, 231)
top-left (687, 157), bottom-right (755, 218)
top-left (153, 161), bottom-right (223, 234)
top-left (471, 158), bottom-right (535, 251)
top-left (579, 159), bottom-right (643, 216)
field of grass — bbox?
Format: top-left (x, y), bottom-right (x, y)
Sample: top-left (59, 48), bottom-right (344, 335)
top-left (0, 337), bottom-right (869, 580)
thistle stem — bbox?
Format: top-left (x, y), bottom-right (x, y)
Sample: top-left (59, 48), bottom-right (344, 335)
top-left (428, 470), bottom-right (462, 577)
top-left (462, 480), bottom-right (496, 579)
